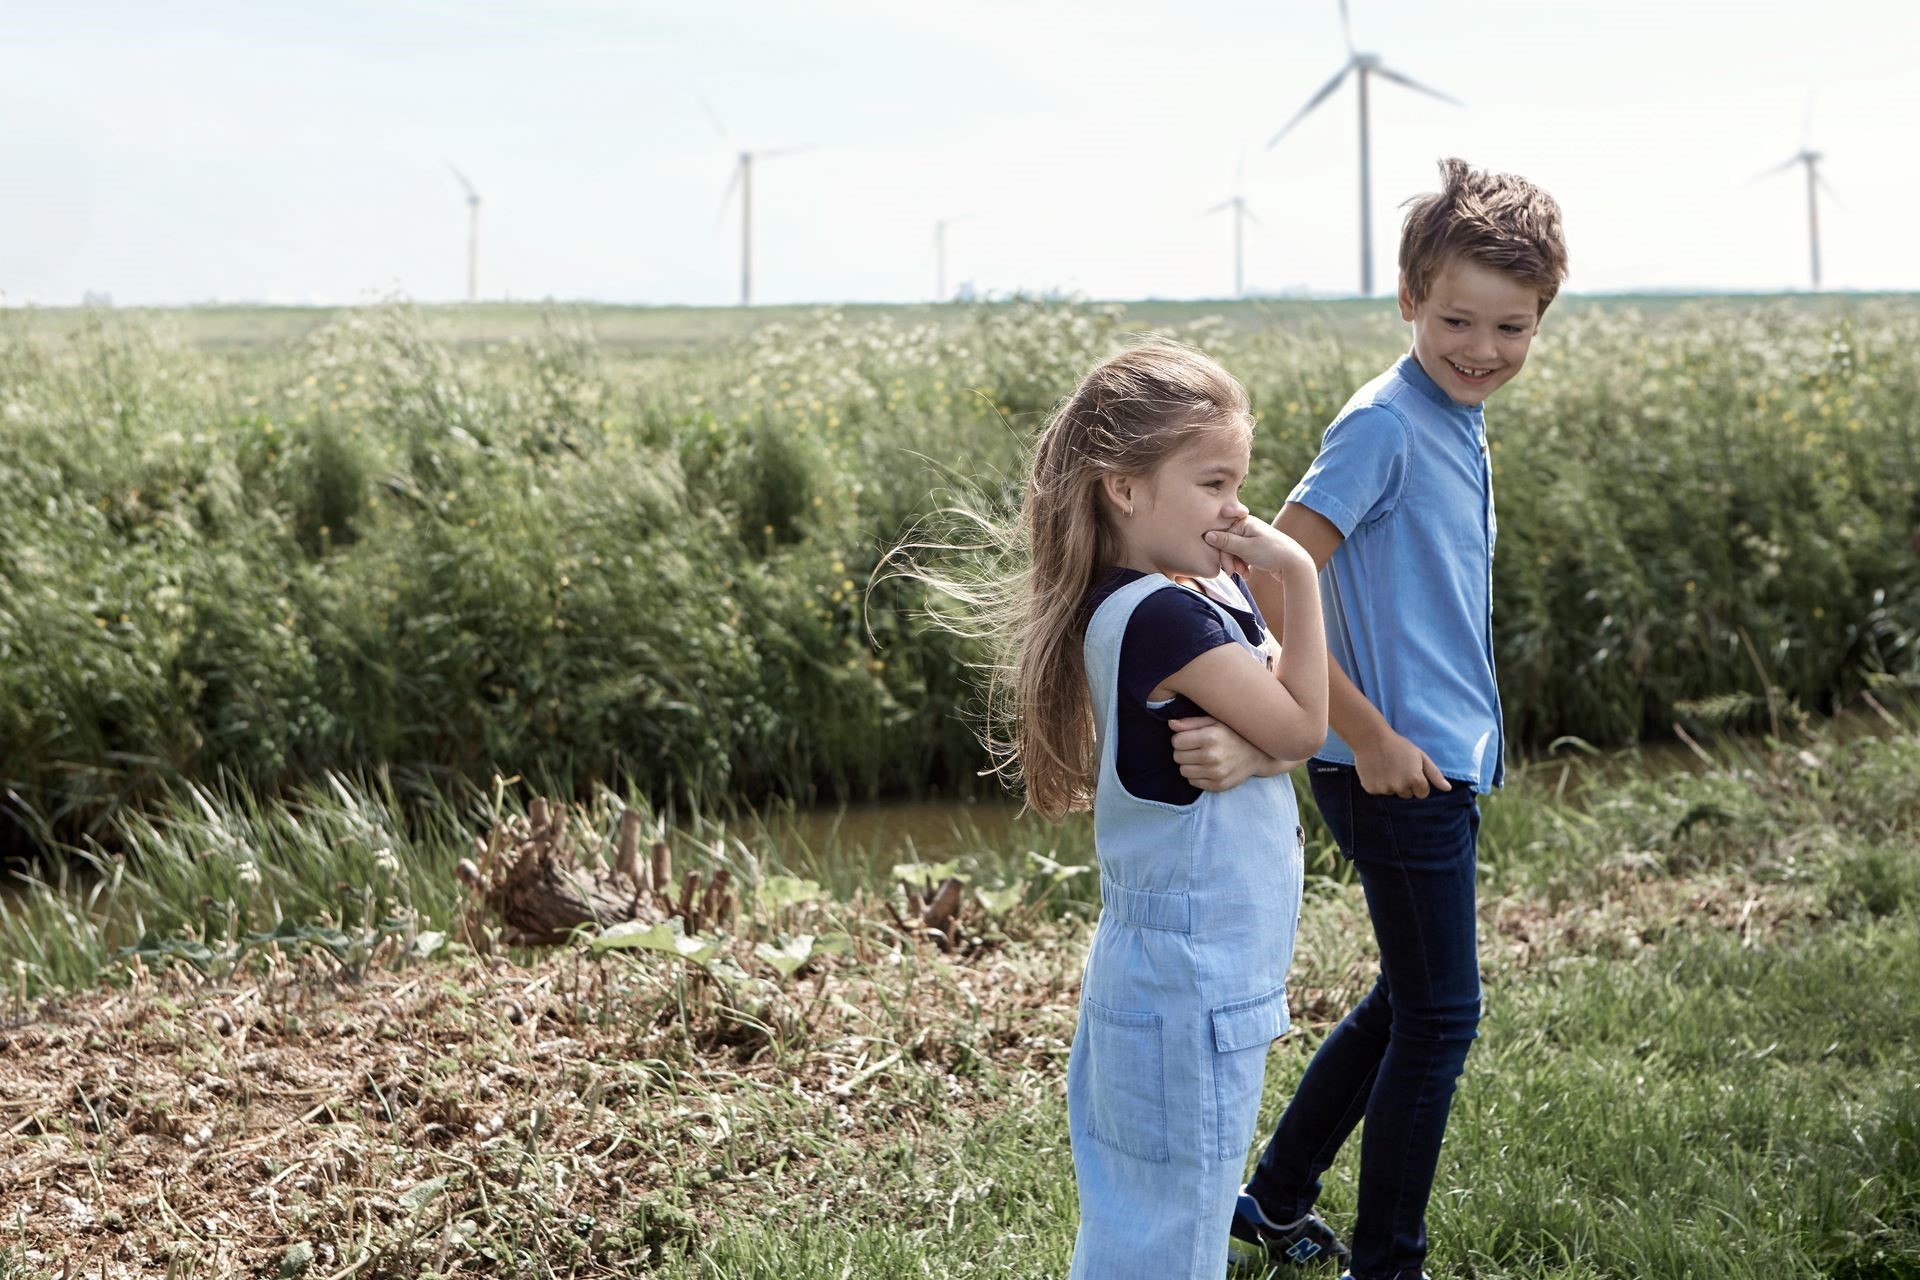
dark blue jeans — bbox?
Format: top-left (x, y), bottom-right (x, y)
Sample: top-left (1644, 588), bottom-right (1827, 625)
top-left (1246, 759), bottom-right (1483, 1280)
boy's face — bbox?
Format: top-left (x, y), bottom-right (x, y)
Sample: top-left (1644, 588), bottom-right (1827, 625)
top-left (1399, 258), bottom-right (1543, 406)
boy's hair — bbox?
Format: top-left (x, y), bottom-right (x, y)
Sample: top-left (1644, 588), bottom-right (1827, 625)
top-left (1012, 341), bottom-right (1251, 818)
top-left (1399, 157), bottom-right (1568, 315)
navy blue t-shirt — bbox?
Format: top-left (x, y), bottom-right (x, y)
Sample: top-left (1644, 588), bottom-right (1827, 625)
top-left (1082, 568), bottom-right (1271, 806)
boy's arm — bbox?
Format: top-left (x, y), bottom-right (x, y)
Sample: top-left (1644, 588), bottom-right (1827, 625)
top-left (1244, 503), bottom-right (1453, 799)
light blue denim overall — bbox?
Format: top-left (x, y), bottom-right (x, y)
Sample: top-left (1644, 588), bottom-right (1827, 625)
top-left (1067, 573), bottom-right (1306, 1279)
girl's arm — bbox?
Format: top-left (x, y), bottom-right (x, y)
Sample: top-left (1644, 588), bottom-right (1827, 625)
top-left (1168, 715), bottom-right (1302, 790)
top-left (1152, 520), bottom-right (1328, 762)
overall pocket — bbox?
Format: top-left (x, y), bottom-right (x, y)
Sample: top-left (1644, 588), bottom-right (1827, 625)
top-left (1210, 985), bottom-right (1290, 1161)
top-left (1081, 998), bottom-right (1170, 1164)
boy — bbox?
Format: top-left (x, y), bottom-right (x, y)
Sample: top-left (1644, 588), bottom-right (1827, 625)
top-left (1203, 157), bottom-right (1569, 1280)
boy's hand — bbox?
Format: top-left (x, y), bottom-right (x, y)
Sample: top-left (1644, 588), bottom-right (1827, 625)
top-left (1168, 716), bottom-right (1297, 790)
top-left (1204, 518), bottom-right (1315, 582)
top-left (1353, 729), bottom-right (1453, 798)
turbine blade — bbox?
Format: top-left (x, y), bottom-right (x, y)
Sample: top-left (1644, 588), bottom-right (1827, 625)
top-left (1750, 155), bottom-right (1801, 182)
top-left (695, 91), bottom-right (737, 149)
top-left (1818, 172), bottom-right (1845, 210)
top-left (758, 144), bottom-right (816, 162)
top-left (1371, 64), bottom-right (1463, 107)
top-left (1201, 199), bottom-right (1235, 217)
top-left (445, 161), bottom-right (478, 200)
top-left (1243, 205), bottom-right (1267, 232)
top-left (1337, 0), bottom-right (1354, 54)
top-left (1267, 64), bottom-right (1353, 149)
top-left (1801, 91), bottom-right (1816, 150)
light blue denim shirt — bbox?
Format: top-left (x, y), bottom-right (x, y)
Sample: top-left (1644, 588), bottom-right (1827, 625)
top-left (1287, 352), bottom-right (1504, 791)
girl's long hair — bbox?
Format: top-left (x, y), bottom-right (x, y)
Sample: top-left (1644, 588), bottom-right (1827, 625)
top-left (885, 339), bottom-right (1252, 821)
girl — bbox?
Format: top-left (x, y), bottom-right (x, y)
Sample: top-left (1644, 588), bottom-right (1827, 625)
top-left (999, 341), bottom-right (1330, 1277)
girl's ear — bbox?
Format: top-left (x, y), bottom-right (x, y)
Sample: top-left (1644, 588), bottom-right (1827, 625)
top-left (1100, 471), bottom-right (1135, 519)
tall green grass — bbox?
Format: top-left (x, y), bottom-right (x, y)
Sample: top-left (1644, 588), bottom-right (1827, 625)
top-left (3, 299), bottom-right (1917, 844)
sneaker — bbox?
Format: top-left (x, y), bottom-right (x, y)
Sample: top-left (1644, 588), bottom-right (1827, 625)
top-left (1226, 1190), bottom-right (1351, 1270)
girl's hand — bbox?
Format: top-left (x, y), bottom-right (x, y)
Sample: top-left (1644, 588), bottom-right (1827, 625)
top-left (1205, 516), bottom-right (1315, 581)
top-left (1169, 716), bottom-right (1276, 790)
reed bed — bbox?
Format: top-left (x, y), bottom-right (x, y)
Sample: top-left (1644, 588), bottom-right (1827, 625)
top-left (3, 299), bottom-right (1917, 845)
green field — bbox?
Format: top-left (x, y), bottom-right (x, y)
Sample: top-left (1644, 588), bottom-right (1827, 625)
top-left (9, 291), bottom-right (1908, 355)
top-left (2, 295), bottom-right (1918, 1277)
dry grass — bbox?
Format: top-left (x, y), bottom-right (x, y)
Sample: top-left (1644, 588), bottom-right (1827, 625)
top-left (2, 894), bottom-right (1085, 1277)
top-left (3, 851), bottom-right (1842, 1278)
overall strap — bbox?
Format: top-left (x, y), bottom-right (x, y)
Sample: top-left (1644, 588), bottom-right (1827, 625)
top-left (1082, 573), bottom-right (1181, 738)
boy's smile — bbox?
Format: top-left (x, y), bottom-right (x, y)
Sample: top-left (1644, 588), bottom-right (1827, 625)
top-left (1399, 258), bottom-right (1542, 406)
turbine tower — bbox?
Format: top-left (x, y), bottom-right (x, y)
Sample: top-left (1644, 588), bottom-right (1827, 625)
top-left (1758, 107), bottom-right (1837, 291)
top-left (1202, 155), bottom-right (1262, 298)
top-left (932, 214), bottom-right (973, 301)
top-left (701, 96), bottom-right (811, 307)
top-left (447, 164), bottom-right (481, 302)
top-left (1266, 0), bottom-right (1461, 296)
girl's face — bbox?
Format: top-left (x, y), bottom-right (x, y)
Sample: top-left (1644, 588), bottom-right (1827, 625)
top-left (1107, 426), bottom-right (1254, 581)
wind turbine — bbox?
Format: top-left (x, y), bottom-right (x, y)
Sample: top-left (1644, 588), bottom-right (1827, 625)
top-left (1757, 104), bottom-right (1837, 291)
top-left (1266, 0), bottom-right (1461, 296)
top-left (932, 214), bottom-right (973, 301)
top-left (1202, 154), bottom-right (1262, 298)
top-left (447, 163), bottom-right (480, 302)
top-left (701, 96), bottom-right (811, 307)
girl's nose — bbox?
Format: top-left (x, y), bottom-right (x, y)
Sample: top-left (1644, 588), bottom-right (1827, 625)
top-left (1223, 497), bottom-right (1249, 520)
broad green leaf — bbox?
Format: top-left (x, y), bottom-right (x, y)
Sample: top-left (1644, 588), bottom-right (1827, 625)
top-left (975, 881), bottom-right (1026, 915)
top-left (754, 934), bottom-right (816, 978)
top-left (1027, 850), bottom-right (1092, 883)
top-left (591, 917), bottom-right (719, 964)
top-left (248, 919), bottom-right (356, 958)
top-left (112, 933), bottom-right (219, 971)
top-left (756, 875), bottom-right (824, 908)
top-left (891, 859), bottom-right (968, 885)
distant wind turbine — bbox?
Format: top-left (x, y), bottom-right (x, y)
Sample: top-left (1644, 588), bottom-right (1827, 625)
top-left (932, 214), bottom-right (973, 302)
top-left (1202, 154), bottom-right (1262, 298)
top-left (447, 163), bottom-right (480, 302)
top-left (700, 95), bottom-right (812, 307)
top-left (1756, 103), bottom-right (1838, 291)
top-left (1266, 0), bottom-right (1461, 296)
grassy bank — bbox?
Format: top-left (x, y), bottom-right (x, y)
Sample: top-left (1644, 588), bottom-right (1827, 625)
top-left (3, 716), bottom-right (1917, 1277)
top-left (3, 298), bottom-right (1919, 848)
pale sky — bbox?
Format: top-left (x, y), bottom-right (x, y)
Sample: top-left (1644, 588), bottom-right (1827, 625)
top-left (4, 0), bottom-right (1917, 307)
